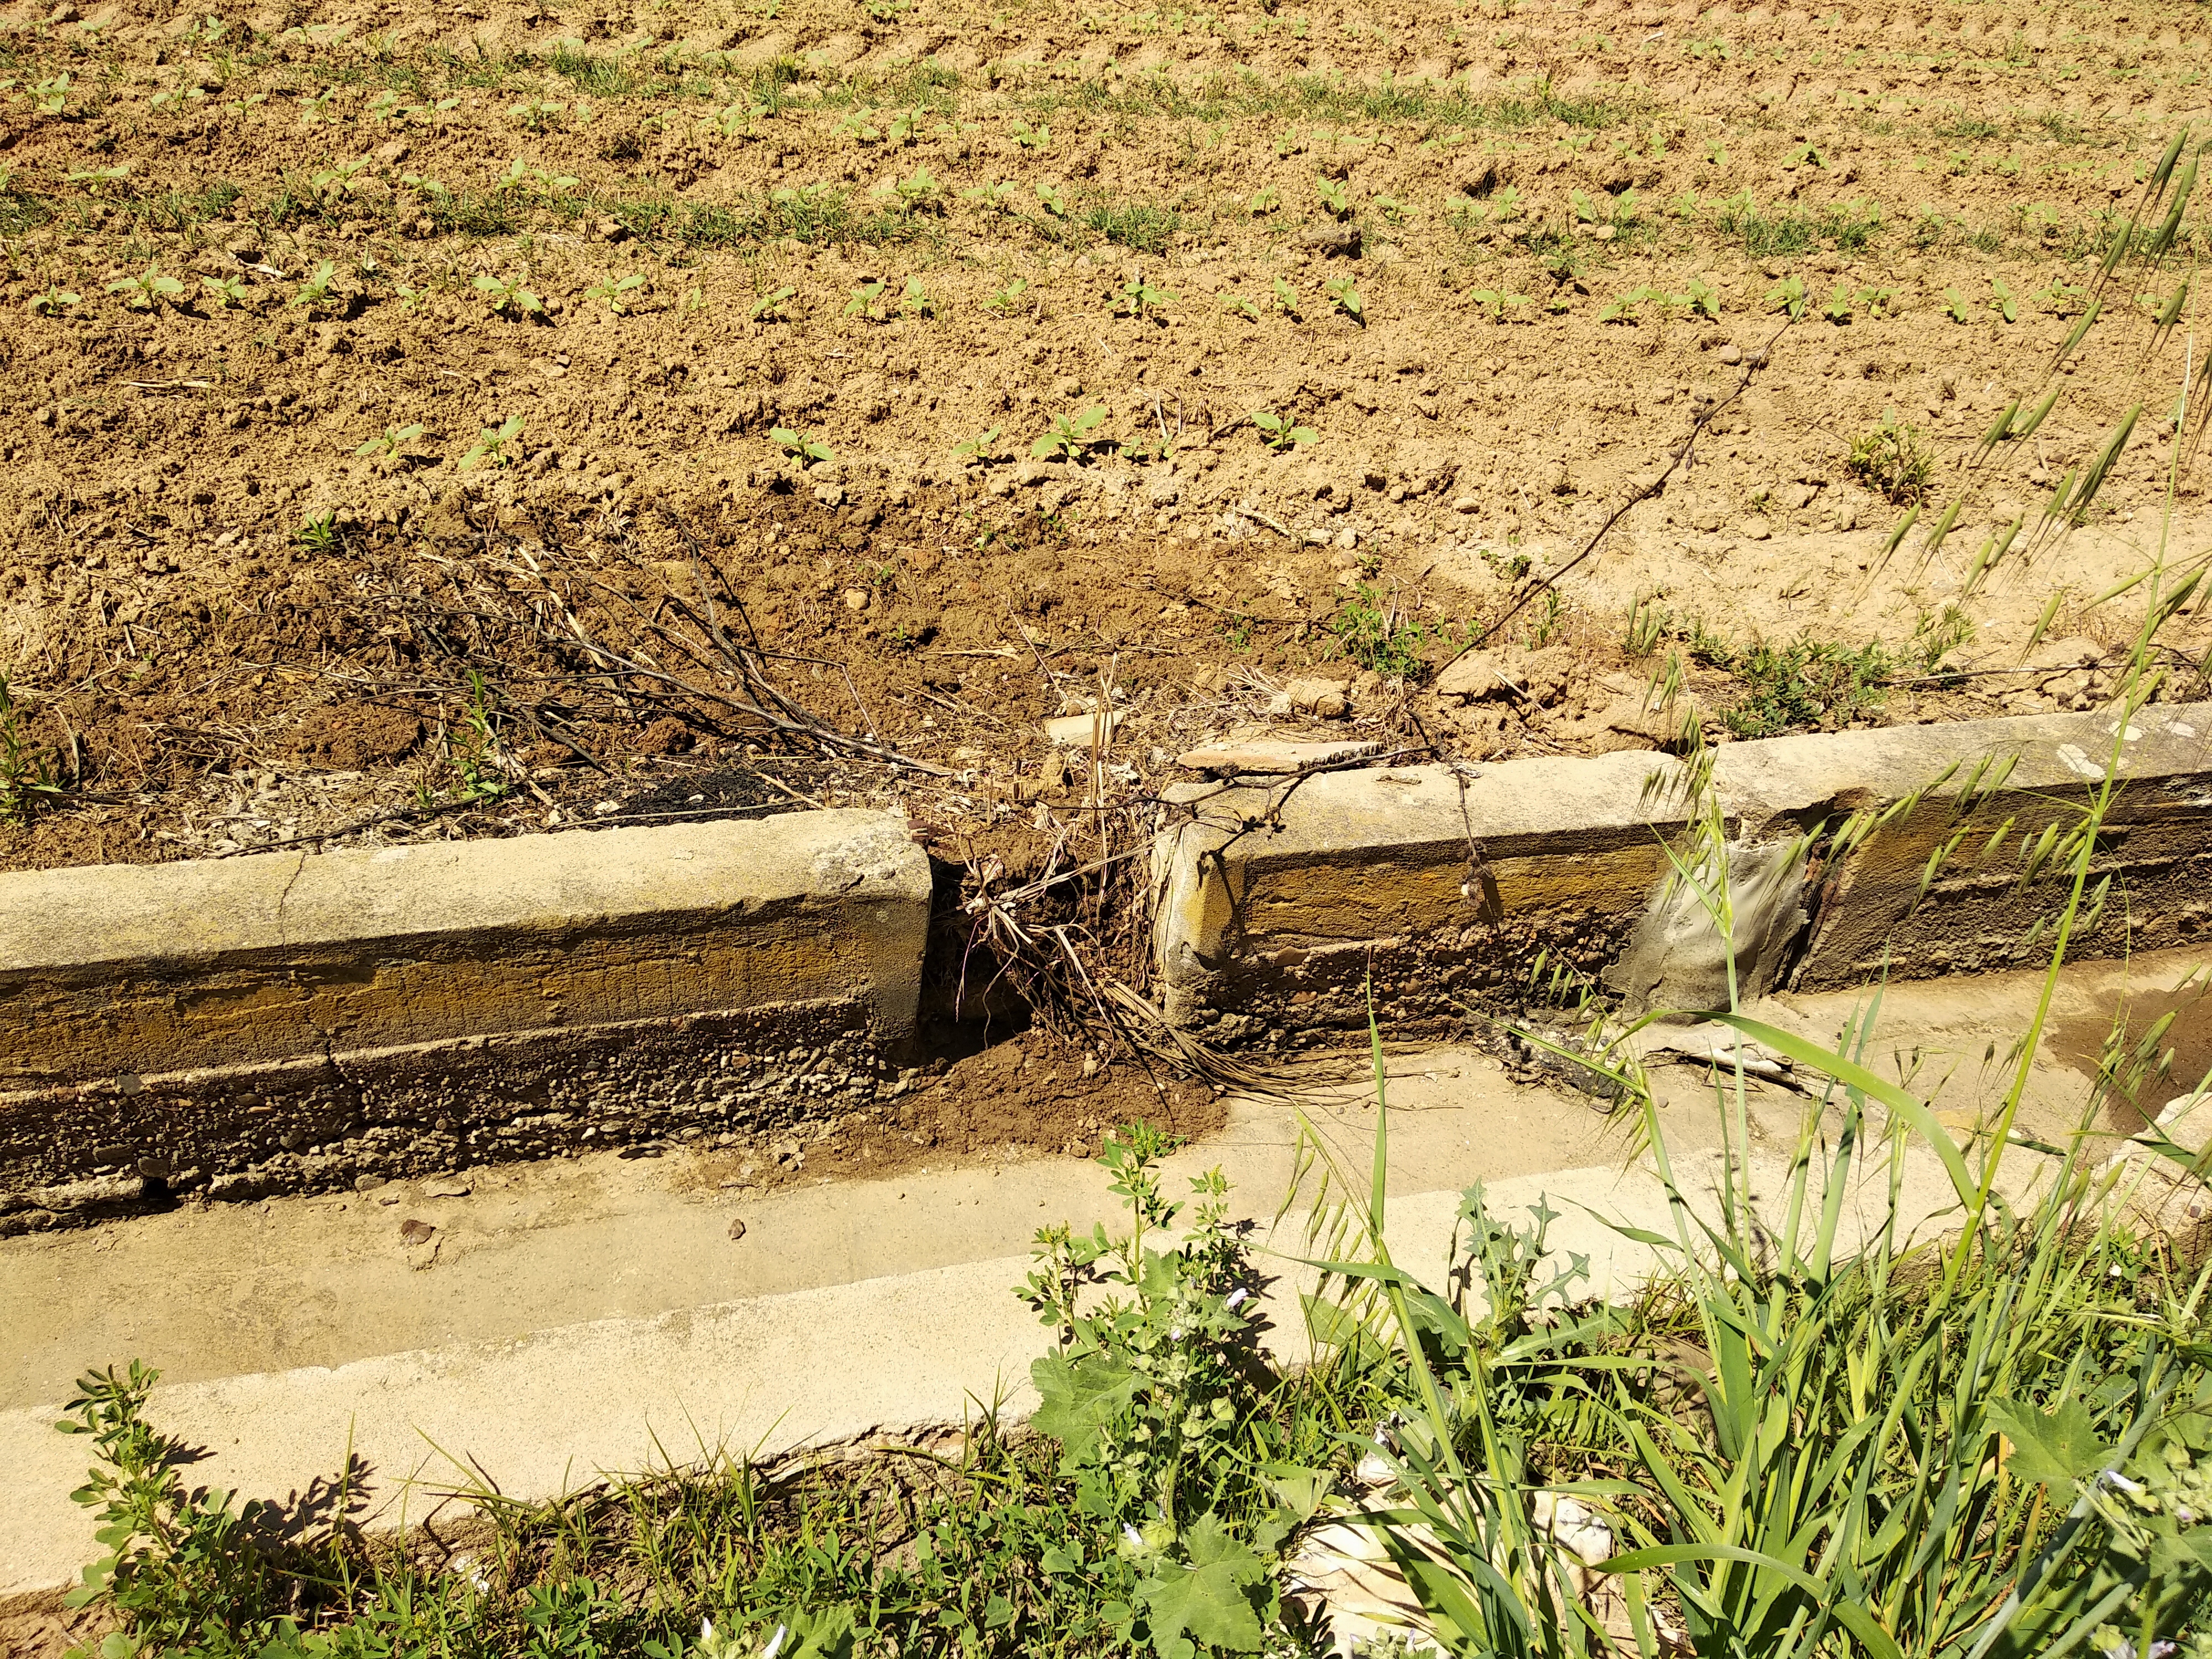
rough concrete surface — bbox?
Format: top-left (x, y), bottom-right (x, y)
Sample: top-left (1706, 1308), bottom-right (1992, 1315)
top-left (8, 943), bottom-right (2174, 1603)
top-left (0, 812), bottom-right (930, 1219)
top-left (1154, 703), bottom-right (2212, 1036)
top-left (1152, 749), bottom-right (1696, 1036)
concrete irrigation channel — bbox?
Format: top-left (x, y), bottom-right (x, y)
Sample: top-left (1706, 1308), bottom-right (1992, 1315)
top-left (3, 702), bottom-right (2210, 1610)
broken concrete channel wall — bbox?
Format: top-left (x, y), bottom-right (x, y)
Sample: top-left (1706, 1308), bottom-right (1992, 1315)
top-left (0, 812), bottom-right (931, 1233)
top-left (8, 705), bottom-right (2209, 1231)
top-left (1153, 703), bottom-right (2212, 1043)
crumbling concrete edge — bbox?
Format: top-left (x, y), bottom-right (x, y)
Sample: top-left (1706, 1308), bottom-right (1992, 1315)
top-left (0, 810), bottom-right (933, 1221)
top-left (1153, 703), bottom-right (2212, 1036)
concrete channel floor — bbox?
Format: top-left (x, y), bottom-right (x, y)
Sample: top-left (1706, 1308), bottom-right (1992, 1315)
top-left (2, 948), bottom-right (2200, 1603)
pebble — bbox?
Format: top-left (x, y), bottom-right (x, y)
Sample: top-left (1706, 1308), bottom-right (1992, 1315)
top-left (728, 1217), bottom-right (749, 1242)
top-left (1717, 343), bottom-right (1744, 366)
top-left (398, 1218), bottom-right (436, 1245)
top-left (354, 1173), bottom-right (387, 1193)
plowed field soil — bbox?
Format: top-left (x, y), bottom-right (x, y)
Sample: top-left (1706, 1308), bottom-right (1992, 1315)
top-left (1, 0), bottom-right (2209, 870)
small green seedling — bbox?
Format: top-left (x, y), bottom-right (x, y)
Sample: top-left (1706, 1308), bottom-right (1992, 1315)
top-left (874, 165), bottom-right (938, 211)
top-left (1271, 276), bottom-right (1300, 316)
top-left (1856, 284), bottom-right (1898, 319)
top-left (962, 180), bottom-right (1015, 211)
top-left (1035, 181), bottom-right (1069, 218)
top-left (985, 277), bottom-right (1029, 313)
top-left (1248, 185), bottom-right (1280, 215)
top-left (28, 284), bottom-right (81, 315)
top-left (1031, 405), bottom-right (1108, 460)
top-left (1324, 278), bottom-right (1363, 322)
top-left (1600, 285), bottom-right (1666, 324)
top-left (749, 285), bottom-right (795, 321)
top-left (1945, 286), bottom-right (1971, 323)
top-left (1468, 288), bottom-right (1533, 321)
top-left (1821, 283), bottom-right (1853, 323)
top-left (473, 273), bottom-right (544, 316)
top-left (200, 273), bottom-right (252, 310)
top-left (290, 260), bottom-right (340, 311)
top-left (1765, 273), bottom-right (1807, 319)
top-left (1250, 409), bottom-right (1316, 451)
top-left (107, 265), bottom-right (185, 311)
top-left (0, 675), bottom-right (61, 823)
top-left (458, 413), bottom-right (526, 471)
top-left (771, 425), bottom-right (834, 466)
top-left (898, 276), bottom-right (933, 318)
top-left (844, 280), bottom-right (890, 320)
top-left (295, 511), bottom-right (343, 556)
top-left (1988, 277), bottom-right (2017, 323)
top-left (509, 96), bottom-right (566, 132)
top-left (1314, 175), bottom-right (1350, 218)
top-left (1011, 118), bottom-right (1050, 150)
top-left (1683, 278), bottom-right (1720, 319)
top-left (586, 273), bottom-right (647, 314)
top-left (1222, 293), bottom-right (1261, 322)
top-left (31, 72), bottom-right (71, 115)
top-left (1116, 274), bottom-right (1177, 318)
top-left (354, 422), bottom-right (426, 463)
top-left (1785, 140), bottom-right (1824, 169)
top-left (952, 426), bottom-right (1003, 462)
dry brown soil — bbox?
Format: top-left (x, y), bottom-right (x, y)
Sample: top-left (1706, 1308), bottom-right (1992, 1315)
top-left (1, 0), bottom-right (2209, 872)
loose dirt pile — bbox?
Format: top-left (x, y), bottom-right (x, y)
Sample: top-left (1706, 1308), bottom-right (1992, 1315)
top-left (0, 0), bottom-right (2207, 880)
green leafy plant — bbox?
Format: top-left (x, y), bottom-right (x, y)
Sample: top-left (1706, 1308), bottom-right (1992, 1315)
top-left (473, 272), bottom-right (544, 317)
top-left (294, 512), bottom-right (343, 557)
top-left (1313, 175), bottom-right (1350, 218)
top-left (508, 95), bottom-right (566, 132)
top-left (1468, 286), bottom-right (1534, 321)
top-left (1821, 280), bottom-right (1853, 322)
top-left (1845, 410), bottom-right (1937, 503)
top-left (458, 413), bottom-right (526, 471)
top-left (352, 422), bottom-right (426, 466)
top-left (1270, 275), bottom-right (1300, 317)
top-left (1323, 278), bottom-right (1363, 323)
top-left (585, 273), bottom-right (646, 314)
top-left (1246, 184), bottom-right (1279, 216)
top-left (749, 285), bottom-right (796, 322)
top-left (1116, 273), bottom-right (1178, 319)
top-left (897, 276), bottom-right (934, 318)
top-left (844, 279), bottom-right (890, 320)
top-left (447, 669), bottom-right (509, 801)
top-left (985, 276), bottom-right (1030, 313)
top-left (0, 675), bottom-right (61, 823)
top-left (1855, 283), bottom-right (1898, 318)
top-left (28, 283), bottom-right (81, 315)
top-left (106, 265), bottom-right (185, 311)
top-left (771, 425), bottom-right (834, 466)
top-left (952, 425), bottom-right (1004, 462)
top-left (1011, 117), bottom-right (1050, 150)
top-left (1248, 410), bottom-right (1315, 451)
top-left (289, 260), bottom-right (340, 312)
top-left (1328, 583), bottom-right (1427, 677)
top-left (1990, 274), bottom-right (2019, 322)
top-left (1031, 404), bottom-right (1109, 460)
top-left (1765, 272), bottom-right (1807, 319)
top-left (1946, 285), bottom-right (1972, 322)
top-left (199, 273), bottom-right (252, 310)
top-left (1035, 181), bottom-right (1070, 218)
